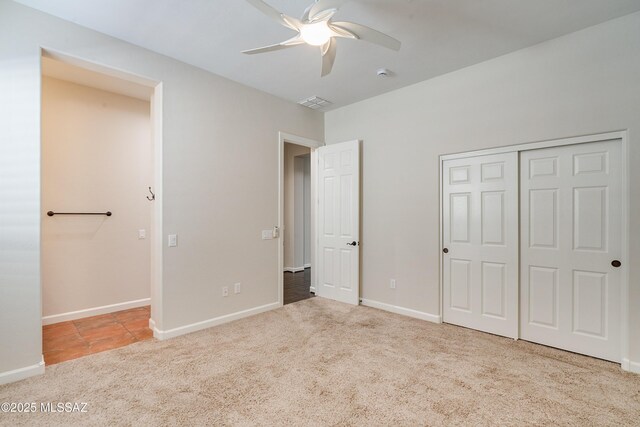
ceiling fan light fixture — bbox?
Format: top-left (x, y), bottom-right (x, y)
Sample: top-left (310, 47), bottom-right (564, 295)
top-left (243, 0), bottom-right (402, 77)
top-left (300, 22), bottom-right (332, 46)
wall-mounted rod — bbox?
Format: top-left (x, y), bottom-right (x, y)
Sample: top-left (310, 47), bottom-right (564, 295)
top-left (47, 211), bottom-right (112, 217)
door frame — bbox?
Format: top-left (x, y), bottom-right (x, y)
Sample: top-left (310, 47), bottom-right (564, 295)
top-left (439, 130), bottom-right (630, 368)
top-left (39, 48), bottom-right (165, 336)
top-left (277, 132), bottom-right (323, 306)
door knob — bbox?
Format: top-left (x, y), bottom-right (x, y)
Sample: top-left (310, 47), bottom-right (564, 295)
top-left (347, 241), bottom-right (358, 246)
top-left (611, 260), bottom-right (621, 268)
top-left (443, 248), bottom-right (449, 254)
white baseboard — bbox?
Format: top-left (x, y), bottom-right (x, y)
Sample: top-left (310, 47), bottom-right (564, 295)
top-left (42, 298), bottom-right (151, 325)
top-left (310, 286), bottom-right (316, 293)
top-left (153, 302), bottom-right (280, 340)
top-left (303, 263), bottom-right (311, 268)
top-left (622, 358), bottom-right (640, 374)
top-left (0, 356), bottom-right (45, 385)
top-left (360, 299), bottom-right (442, 324)
top-left (284, 266), bottom-right (306, 273)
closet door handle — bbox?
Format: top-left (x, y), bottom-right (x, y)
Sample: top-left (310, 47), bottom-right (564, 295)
top-left (611, 260), bottom-right (621, 268)
top-left (443, 248), bottom-right (449, 254)
top-left (347, 241), bottom-right (358, 246)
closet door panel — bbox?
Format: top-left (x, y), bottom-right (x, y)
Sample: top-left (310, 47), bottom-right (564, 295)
top-left (442, 153), bottom-right (518, 339)
top-left (520, 140), bottom-right (622, 362)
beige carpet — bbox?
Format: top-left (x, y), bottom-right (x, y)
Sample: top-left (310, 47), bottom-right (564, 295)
top-left (1, 297), bottom-right (639, 426)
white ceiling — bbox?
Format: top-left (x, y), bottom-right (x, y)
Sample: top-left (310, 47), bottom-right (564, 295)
top-left (16, 0), bottom-right (640, 110)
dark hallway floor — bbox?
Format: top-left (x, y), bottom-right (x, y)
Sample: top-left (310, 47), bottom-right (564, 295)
top-left (284, 268), bottom-right (314, 305)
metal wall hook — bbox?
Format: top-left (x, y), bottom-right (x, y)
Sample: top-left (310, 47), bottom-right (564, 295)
top-left (146, 187), bottom-right (155, 201)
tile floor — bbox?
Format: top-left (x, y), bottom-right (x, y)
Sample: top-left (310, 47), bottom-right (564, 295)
top-left (42, 306), bottom-right (153, 365)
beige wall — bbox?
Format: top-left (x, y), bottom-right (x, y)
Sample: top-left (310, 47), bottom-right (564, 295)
top-left (325, 12), bottom-right (640, 363)
top-left (0, 0), bottom-right (323, 378)
top-left (283, 143), bottom-right (310, 270)
top-left (41, 76), bottom-right (151, 320)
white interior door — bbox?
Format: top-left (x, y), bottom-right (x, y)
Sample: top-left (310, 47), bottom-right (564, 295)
top-left (317, 140), bottom-right (360, 305)
top-left (442, 153), bottom-right (518, 338)
top-left (520, 140), bottom-right (622, 362)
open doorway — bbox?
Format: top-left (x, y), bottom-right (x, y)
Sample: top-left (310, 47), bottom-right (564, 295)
top-left (278, 134), bottom-right (361, 307)
top-left (278, 133), bottom-right (322, 306)
top-left (283, 144), bottom-right (312, 305)
top-left (40, 53), bottom-right (160, 365)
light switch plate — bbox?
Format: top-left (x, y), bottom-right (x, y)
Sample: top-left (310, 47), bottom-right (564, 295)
top-left (168, 234), bottom-right (177, 247)
top-left (262, 230), bottom-right (273, 240)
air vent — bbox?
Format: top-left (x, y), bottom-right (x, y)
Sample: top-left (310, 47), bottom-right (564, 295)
top-left (298, 96), bottom-right (333, 110)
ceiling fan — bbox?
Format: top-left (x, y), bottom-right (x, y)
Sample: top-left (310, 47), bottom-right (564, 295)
top-left (242, 0), bottom-right (401, 77)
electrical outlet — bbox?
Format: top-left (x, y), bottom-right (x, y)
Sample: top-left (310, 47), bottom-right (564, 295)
top-left (234, 283), bottom-right (241, 294)
top-left (222, 286), bottom-right (229, 297)
top-left (138, 229), bottom-right (146, 240)
top-left (390, 279), bottom-right (396, 289)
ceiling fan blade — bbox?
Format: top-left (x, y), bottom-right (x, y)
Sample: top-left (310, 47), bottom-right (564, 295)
top-left (246, 0), bottom-right (300, 30)
top-left (321, 38), bottom-right (337, 77)
top-left (243, 37), bottom-right (304, 55)
top-left (304, 0), bottom-right (347, 23)
top-left (331, 21), bottom-right (401, 51)
top-left (308, 8), bottom-right (337, 23)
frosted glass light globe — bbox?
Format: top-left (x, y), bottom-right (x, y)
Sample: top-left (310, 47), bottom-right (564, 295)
top-left (300, 22), bottom-right (332, 46)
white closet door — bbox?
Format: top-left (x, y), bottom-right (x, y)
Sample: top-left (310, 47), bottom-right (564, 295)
top-left (317, 141), bottom-right (360, 305)
top-left (443, 153), bottom-right (518, 338)
top-left (520, 140), bottom-right (622, 362)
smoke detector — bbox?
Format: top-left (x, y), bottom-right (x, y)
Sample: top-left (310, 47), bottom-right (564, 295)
top-left (298, 96), bottom-right (333, 110)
